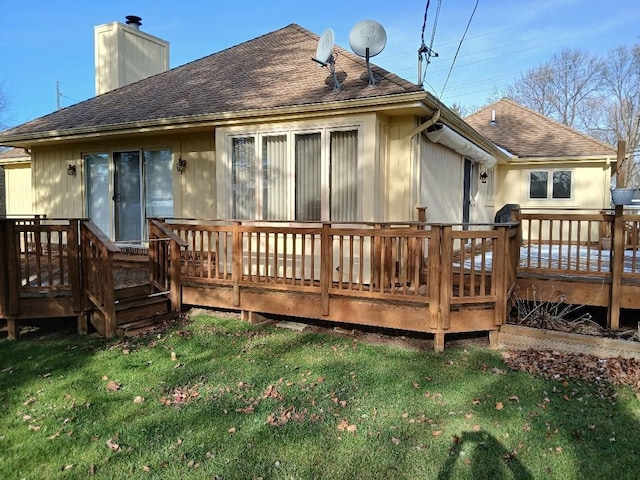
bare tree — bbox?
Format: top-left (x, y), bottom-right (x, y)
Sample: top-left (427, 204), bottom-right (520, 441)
top-left (598, 44), bottom-right (640, 185)
top-left (506, 48), bottom-right (605, 128)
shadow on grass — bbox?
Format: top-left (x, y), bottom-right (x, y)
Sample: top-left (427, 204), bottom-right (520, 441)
top-left (437, 431), bottom-right (533, 479)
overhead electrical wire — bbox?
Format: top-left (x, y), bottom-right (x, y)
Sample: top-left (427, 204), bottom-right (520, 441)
top-left (423, 0), bottom-right (441, 77)
top-left (440, 0), bottom-right (480, 98)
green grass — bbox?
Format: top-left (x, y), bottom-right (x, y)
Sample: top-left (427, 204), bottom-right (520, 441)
top-left (2, 314), bottom-right (640, 479)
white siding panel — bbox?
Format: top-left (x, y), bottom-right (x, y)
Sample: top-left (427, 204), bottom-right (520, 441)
top-left (420, 137), bottom-right (464, 223)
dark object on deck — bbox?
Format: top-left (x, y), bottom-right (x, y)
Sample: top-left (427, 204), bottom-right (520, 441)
top-left (494, 204), bottom-right (521, 223)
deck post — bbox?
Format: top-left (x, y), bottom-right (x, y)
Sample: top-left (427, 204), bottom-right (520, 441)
top-left (232, 222), bottom-right (242, 307)
top-left (494, 225), bottom-right (507, 326)
top-left (6, 220), bottom-right (19, 316)
top-left (609, 204), bottom-right (624, 329)
top-left (321, 223), bottom-right (331, 316)
top-left (0, 220), bottom-right (8, 318)
top-left (68, 220), bottom-right (82, 313)
top-left (170, 232), bottom-right (182, 314)
top-left (428, 225), bottom-right (441, 329)
top-left (439, 225), bottom-right (453, 331)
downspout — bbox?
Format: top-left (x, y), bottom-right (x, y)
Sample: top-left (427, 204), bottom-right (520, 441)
top-left (406, 109), bottom-right (441, 139)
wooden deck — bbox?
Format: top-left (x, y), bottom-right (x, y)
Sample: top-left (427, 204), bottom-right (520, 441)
top-left (516, 207), bottom-right (640, 329)
top-left (1, 217), bottom-right (519, 351)
top-left (4, 209), bottom-right (640, 352)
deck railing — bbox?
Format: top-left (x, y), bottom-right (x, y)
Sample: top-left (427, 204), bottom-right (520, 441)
top-left (519, 208), bottom-right (640, 329)
top-left (520, 210), bottom-right (640, 280)
top-left (80, 220), bottom-right (120, 337)
top-left (0, 218), bottom-right (83, 317)
top-left (148, 219), bottom-right (188, 314)
top-left (164, 219), bottom-right (519, 333)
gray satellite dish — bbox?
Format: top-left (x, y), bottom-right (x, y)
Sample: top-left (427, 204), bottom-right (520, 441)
top-left (349, 20), bottom-right (387, 85)
top-left (312, 28), bottom-right (342, 91)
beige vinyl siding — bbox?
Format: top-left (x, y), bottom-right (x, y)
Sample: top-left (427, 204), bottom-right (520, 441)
top-left (176, 134), bottom-right (216, 219)
top-left (383, 116), bottom-right (415, 222)
top-left (94, 21), bottom-right (169, 95)
top-left (496, 161), bottom-right (611, 210)
top-left (30, 132), bottom-right (215, 220)
top-left (4, 163), bottom-right (33, 215)
top-left (420, 137), bottom-right (464, 223)
top-left (32, 149), bottom-right (83, 218)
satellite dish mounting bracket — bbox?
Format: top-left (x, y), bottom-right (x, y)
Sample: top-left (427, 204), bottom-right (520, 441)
top-left (312, 54), bottom-right (342, 92)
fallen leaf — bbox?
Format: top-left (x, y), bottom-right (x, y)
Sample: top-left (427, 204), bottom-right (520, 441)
top-left (106, 381), bottom-right (121, 392)
top-left (228, 427), bottom-right (236, 434)
top-left (473, 425), bottom-right (482, 432)
top-left (48, 431), bottom-right (61, 440)
top-left (29, 425), bottom-right (41, 431)
top-left (62, 464), bottom-right (74, 471)
top-left (133, 396), bottom-right (144, 404)
top-left (495, 402), bottom-right (504, 411)
top-left (432, 430), bottom-right (443, 436)
top-left (508, 396), bottom-right (520, 402)
top-left (392, 437), bottom-right (401, 445)
top-left (236, 405), bottom-right (255, 414)
top-left (142, 465), bottom-right (151, 472)
top-left (106, 437), bottom-right (120, 451)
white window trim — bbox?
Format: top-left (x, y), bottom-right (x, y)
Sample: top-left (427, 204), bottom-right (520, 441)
top-left (218, 122), bottom-right (364, 222)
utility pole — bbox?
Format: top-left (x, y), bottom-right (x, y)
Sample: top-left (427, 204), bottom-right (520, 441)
top-left (56, 81), bottom-right (61, 110)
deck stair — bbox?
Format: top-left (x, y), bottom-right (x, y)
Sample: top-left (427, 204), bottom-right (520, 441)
top-left (90, 285), bottom-right (177, 337)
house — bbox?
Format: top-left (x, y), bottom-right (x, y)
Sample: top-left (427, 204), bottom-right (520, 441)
top-left (465, 98), bottom-right (617, 213)
top-left (0, 20), bottom-right (508, 243)
top-left (0, 147), bottom-right (33, 217)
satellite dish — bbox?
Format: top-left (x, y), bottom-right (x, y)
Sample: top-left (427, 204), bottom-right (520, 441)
top-left (349, 20), bottom-right (387, 57)
top-left (314, 28), bottom-right (335, 65)
top-left (349, 20), bottom-right (387, 86)
top-left (311, 28), bottom-right (342, 91)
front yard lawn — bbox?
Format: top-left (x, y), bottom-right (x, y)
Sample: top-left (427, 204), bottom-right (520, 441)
top-left (1, 311), bottom-right (640, 479)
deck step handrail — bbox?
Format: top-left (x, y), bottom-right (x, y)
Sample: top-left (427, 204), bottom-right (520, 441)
top-left (148, 219), bottom-right (187, 315)
top-left (81, 220), bottom-right (120, 337)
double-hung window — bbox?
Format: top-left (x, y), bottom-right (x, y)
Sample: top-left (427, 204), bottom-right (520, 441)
top-left (529, 170), bottom-right (572, 200)
top-left (229, 127), bottom-right (360, 221)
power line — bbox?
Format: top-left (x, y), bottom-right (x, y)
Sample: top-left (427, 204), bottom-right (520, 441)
top-left (440, 0), bottom-right (480, 98)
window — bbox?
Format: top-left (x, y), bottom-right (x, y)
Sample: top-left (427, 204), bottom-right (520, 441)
top-left (529, 170), bottom-right (572, 200)
top-left (228, 127), bottom-right (360, 222)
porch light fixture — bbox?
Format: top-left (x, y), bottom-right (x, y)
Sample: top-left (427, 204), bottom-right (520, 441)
top-left (480, 171), bottom-right (488, 184)
top-left (176, 158), bottom-right (187, 174)
top-left (67, 164), bottom-right (76, 176)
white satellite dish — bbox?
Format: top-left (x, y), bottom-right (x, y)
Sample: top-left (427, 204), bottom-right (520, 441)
top-left (314, 28), bottom-right (335, 65)
top-left (311, 28), bottom-right (342, 91)
top-left (349, 20), bottom-right (387, 85)
top-left (349, 20), bottom-right (387, 57)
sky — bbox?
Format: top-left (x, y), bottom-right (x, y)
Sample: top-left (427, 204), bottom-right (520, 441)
top-left (1, 0), bottom-right (639, 129)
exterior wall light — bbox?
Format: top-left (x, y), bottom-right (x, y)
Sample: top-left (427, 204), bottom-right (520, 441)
top-left (67, 164), bottom-right (77, 176)
top-left (480, 171), bottom-right (488, 184)
top-left (176, 158), bottom-right (187, 174)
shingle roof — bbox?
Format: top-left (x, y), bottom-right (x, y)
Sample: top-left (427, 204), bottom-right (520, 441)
top-left (0, 147), bottom-right (29, 159)
top-left (465, 98), bottom-right (616, 158)
top-left (0, 24), bottom-right (423, 140)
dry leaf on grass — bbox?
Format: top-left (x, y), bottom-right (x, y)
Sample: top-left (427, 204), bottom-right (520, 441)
top-left (106, 437), bottom-right (120, 451)
top-left (106, 381), bottom-right (121, 392)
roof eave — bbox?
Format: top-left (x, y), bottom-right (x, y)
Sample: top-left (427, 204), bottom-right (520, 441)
top-left (0, 92), bottom-right (429, 147)
top-left (507, 154), bottom-right (614, 165)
